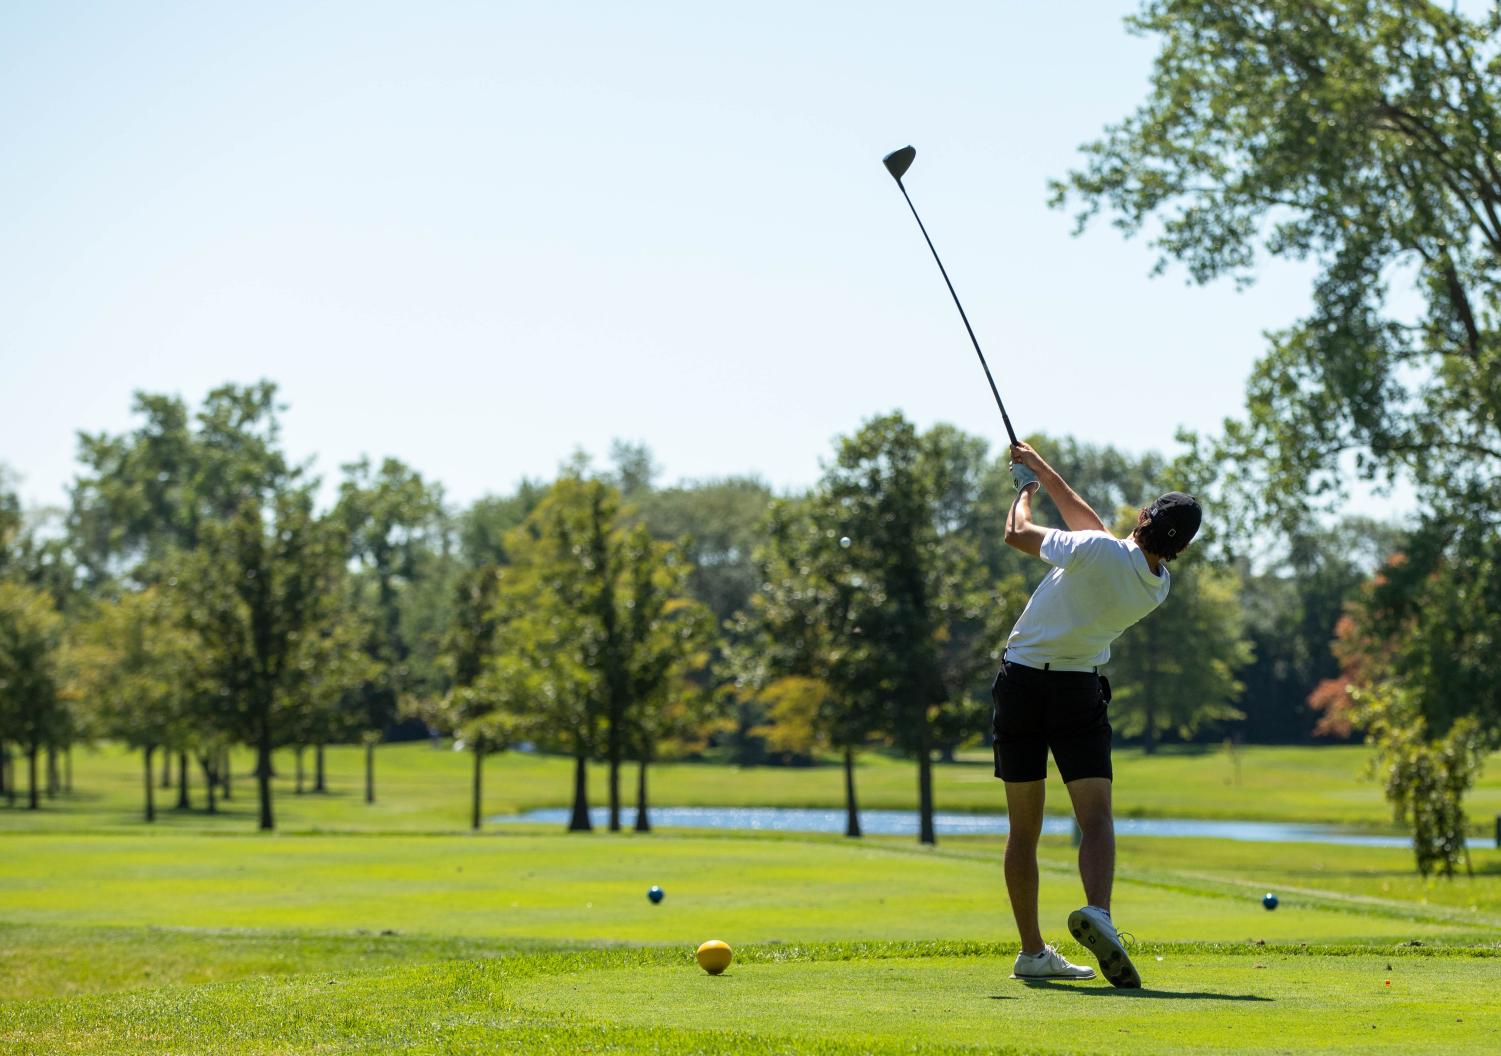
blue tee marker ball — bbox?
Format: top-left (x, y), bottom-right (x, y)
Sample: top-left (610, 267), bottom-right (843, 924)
top-left (1263, 892), bottom-right (1279, 910)
top-left (648, 885), bottom-right (664, 904)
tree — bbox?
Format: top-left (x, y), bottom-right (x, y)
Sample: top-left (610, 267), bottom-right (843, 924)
top-left (493, 500), bottom-right (599, 830)
top-left (64, 383), bottom-right (297, 807)
top-left (67, 588), bottom-right (198, 821)
top-left (1055, 1), bottom-right (1499, 520)
top-left (183, 486), bottom-right (348, 830)
top-left (821, 414), bottom-right (1020, 845)
top-left (498, 476), bottom-right (710, 833)
top-left (335, 457), bottom-right (448, 805)
top-left (1056, 0), bottom-right (1501, 863)
top-left (1319, 525), bottom-right (1501, 874)
top-left (0, 582), bottom-right (65, 809)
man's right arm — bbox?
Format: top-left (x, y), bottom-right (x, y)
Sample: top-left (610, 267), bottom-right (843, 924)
top-left (1010, 442), bottom-right (1108, 535)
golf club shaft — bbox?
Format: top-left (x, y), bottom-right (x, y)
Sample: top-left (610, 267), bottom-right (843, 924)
top-left (893, 180), bottom-right (1019, 448)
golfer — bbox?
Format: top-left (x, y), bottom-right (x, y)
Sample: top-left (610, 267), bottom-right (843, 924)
top-left (996, 441), bottom-right (1201, 988)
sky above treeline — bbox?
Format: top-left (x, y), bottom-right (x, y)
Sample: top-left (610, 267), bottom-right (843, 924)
top-left (2, 1), bottom-right (1410, 517)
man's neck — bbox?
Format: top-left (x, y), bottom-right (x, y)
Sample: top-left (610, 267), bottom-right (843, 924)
top-left (1133, 532), bottom-right (1164, 575)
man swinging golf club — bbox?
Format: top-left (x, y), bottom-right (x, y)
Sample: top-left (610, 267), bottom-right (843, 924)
top-left (996, 441), bottom-right (1201, 988)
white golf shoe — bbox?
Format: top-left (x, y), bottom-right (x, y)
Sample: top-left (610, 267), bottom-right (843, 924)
top-left (1067, 905), bottom-right (1141, 989)
top-left (1010, 944), bottom-right (1096, 980)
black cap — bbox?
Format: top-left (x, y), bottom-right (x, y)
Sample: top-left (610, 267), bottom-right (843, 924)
top-left (1147, 492), bottom-right (1202, 544)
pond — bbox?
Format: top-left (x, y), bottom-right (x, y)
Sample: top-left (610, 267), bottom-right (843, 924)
top-left (490, 805), bottom-right (1494, 848)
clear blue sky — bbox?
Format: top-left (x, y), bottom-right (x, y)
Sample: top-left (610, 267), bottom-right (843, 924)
top-left (3, 1), bottom-right (1336, 512)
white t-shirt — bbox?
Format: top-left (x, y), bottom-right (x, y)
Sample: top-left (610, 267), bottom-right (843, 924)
top-left (1004, 528), bottom-right (1170, 671)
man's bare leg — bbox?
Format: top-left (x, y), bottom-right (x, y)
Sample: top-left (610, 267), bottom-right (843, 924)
top-left (1003, 779), bottom-right (1047, 954)
top-left (1064, 777), bottom-right (1114, 910)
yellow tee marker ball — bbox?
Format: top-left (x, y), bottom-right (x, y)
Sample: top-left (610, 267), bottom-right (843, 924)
top-left (696, 939), bottom-right (732, 975)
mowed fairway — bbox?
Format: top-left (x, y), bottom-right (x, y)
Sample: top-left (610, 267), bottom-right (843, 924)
top-left (6, 942), bottom-right (1499, 1056)
top-left (4, 746), bottom-right (1500, 1054)
top-left (3, 826), bottom-right (1500, 1054)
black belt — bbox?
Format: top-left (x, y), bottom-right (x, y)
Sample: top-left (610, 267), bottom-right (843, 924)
top-left (1003, 650), bottom-right (1099, 674)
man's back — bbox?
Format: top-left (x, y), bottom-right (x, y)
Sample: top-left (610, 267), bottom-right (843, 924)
top-left (1004, 528), bottom-right (1170, 670)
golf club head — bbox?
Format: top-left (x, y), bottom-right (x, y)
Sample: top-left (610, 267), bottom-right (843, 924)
top-left (882, 145), bottom-right (915, 182)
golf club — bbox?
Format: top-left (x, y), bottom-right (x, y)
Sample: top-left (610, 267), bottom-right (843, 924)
top-left (882, 145), bottom-right (1018, 447)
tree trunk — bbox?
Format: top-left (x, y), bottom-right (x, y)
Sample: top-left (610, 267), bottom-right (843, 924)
top-left (65, 746), bottom-right (73, 794)
top-left (200, 755), bottom-right (218, 814)
top-left (633, 748), bottom-right (651, 833)
top-left (568, 753), bottom-right (592, 832)
top-left (221, 751), bottom-right (232, 800)
top-left (295, 746), bottom-right (305, 795)
top-left (471, 739), bottom-right (484, 832)
top-left (917, 706), bottom-right (936, 846)
top-left (364, 740), bottom-right (375, 804)
top-left (314, 743), bottom-right (326, 792)
top-left (256, 724), bottom-right (275, 831)
top-left (176, 751), bottom-right (190, 809)
top-left (843, 747), bottom-right (862, 838)
top-left (161, 750), bottom-right (172, 789)
top-left (608, 717), bottom-right (622, 832)
top-left (46, 744), bottom-right (59, 798)
top-left (27, 745), bottom-right (39, 810)
top-left (143, 745), bottom-right (156, 822)
top-left (0, 743), bottom-right (9, 804)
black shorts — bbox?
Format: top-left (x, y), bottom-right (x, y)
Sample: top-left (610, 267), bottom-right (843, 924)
top-left (991, 661), bottom-right (1113, 783)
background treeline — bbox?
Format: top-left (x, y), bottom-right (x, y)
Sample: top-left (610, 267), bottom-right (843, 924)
top-left (1, 383), bottom-right (1387, 845)
top-left (9, 0), bottom-right (1501, 877)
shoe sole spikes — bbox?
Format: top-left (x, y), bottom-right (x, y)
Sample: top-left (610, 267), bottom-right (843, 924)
top-left (1068, 909), bottom-right (1142, 989)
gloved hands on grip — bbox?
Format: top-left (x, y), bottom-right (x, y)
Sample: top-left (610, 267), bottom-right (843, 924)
top-left (1010, 461), bottom-right (1039, 493)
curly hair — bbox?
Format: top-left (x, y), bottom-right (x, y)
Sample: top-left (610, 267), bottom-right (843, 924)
top-left (1132, 507), bottom-right (1192, 562)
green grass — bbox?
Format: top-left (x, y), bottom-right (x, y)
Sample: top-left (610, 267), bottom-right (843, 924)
top-left (5, 939), bottom-right (1499, 1055)
top-left (3, 831), bottom-right (1496, 950)
top-left (8, 739), bottom-right (1501, 834)
top-left (6, 744), bottom-right (1501, 1053)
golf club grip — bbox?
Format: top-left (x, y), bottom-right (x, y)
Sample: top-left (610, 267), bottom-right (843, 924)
top-left (895, 182), bottom-right (1019, 448)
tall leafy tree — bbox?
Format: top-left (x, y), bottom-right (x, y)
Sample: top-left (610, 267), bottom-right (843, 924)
top-left (494, 493), bottom-right (600, 830)
top-left (498, 476), bottom-right (709, 832)
top-left (183, 486), bottom-right (349, 830)
top-left (1055, 0), bottom-right (1501, 861)
top-left (822, 414), bottom-right (1019, 845)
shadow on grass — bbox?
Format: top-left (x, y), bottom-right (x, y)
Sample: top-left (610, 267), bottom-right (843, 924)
top-left (1017, 979), bottom-right (1271, 1001)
